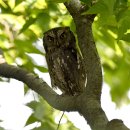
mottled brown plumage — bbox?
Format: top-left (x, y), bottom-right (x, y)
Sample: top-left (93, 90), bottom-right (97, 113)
top-left (43, 27), bottom-right (86, 95)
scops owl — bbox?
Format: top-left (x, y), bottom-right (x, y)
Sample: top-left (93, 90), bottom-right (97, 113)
top-left (43, 27), bottom-right (86, 95)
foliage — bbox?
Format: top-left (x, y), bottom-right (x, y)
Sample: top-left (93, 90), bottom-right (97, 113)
top-left (87, 0), bottom-right (130, 105)
top-left (25, 97), bottom-right (78, 130)
top-left (81, 0), bottom-right (130, 105)
top-left (0, 0), bottom-right (130, 129)
top-left (0, 0), bottom-right (77, 129)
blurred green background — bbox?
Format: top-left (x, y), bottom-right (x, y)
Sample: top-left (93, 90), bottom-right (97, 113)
top-left (0, 0), bottom-right (130, 129)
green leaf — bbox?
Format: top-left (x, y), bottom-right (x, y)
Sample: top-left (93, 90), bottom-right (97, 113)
top-left (25, 114), bottom-right (38, 126)
top-left (115, 0), bottom-right (127, 7)
top-left (26, 101), bottom-right (45, 121)
top-left (114, 0), bottom-right (128, 22)
top-left (93, 23), bottom-right (116, 49)
top-left (83, 0), bottom-right (107, 14)
top-left (104, 52), bottom-right (130, 104)
top-left (14, 39), bottom-right (41, 54)
top-left (121, 33), bottom-right (130, 42)
top-left (15, 0), bottom-right (23, 6)
top-left (0, 127), bottom-right (4, 130)
top-left (80, 0), bottom-right (92, 5)
top-left (35, 12), bottom-right (50, 32)
top-left (83, 0), bottom-right (116, 15)
top-left (26, 101), bottom-right (38, 111)
top-left (0, 1), bottom-right (12, 13)
top-left (35, 65), bottom-right (48, 73)
top-left (102, 0), bottom-right (116, 14)
top-left (33, 103), bottom-right (45, 120)
top-left (118, 17), bottom-right (130, 40)
top-left (24, 84), bottom-right (29, 95)
top-left (0, 0), bottom-right (7, 8)
top-left (46, 0), bottom-right (69, 3)
top-left (19, 17), bottom-right (37, 34)
top-left (33, 122), bottom-right (56, 130)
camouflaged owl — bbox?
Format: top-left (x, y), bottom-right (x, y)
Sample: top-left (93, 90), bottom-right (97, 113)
top-left (43, 27), bottom-right (86, 95)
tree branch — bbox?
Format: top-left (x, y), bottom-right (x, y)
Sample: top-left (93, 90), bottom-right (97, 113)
top-left (64, 1), bottom-right (130, 130)
top-left (65, 0), bottom-right (102, 101)
top-left (106, 119), bottom-right (130, 130)
top-left (0, 49), bottom-right (77, 112)
top-left (65, 0), bottom-right (107, 130)
top-left (0, 1), bottom-right (129, 130)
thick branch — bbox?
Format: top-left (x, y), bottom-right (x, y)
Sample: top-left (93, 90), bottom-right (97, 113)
top-left (76, 93), bottom-right (108, 130)
top-left (65, 0), bottom-right (102, 101)
top-left (64, 1), bottom-right (130, 130)
top-left (65, 0), bottom-right (106, 130)
top-left (106, 119), bottom-right (130, 130)
top-left (0, 61), bottom-right (77, 112)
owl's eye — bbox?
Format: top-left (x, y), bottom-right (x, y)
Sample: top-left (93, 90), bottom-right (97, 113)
top-left (47, 36), bottom-right (54, 42)
top-left (60, 32), bottom-right (66, 39)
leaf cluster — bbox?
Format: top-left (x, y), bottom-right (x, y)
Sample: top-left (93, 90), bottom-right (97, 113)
top-left (24, 96), bottom-right (79, 130)
top-left (85, 0), bottom-right (130, 105)
top-left (76, 0), bottom-right (130, 105)
top-left (0, 0), bottom-right (77, 129)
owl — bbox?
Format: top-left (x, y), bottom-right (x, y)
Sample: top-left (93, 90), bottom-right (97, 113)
top-left (43, 27), bottom-right (86, 95)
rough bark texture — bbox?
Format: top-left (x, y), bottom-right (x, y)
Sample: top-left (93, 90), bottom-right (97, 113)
top-left (0, 0), bottom-right (130, 130)
top-left (106, 119), bottom-right (130, 130)
top-left (64, 1), bottom-right (107, 130)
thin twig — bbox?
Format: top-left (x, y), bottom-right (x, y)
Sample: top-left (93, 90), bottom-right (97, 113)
top-left (56, 111), bottom-right (65, 130)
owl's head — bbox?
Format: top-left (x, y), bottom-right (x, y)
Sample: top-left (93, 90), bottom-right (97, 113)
top-left (43, 27), bottom-right (76, 53)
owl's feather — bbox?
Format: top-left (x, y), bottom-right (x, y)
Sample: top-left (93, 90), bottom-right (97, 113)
top-left (43, 27), bottom-right (86, 95)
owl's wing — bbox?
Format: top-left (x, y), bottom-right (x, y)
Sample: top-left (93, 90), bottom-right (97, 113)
top-left (59, 49), bottom-right (84, 95)
top-left (46, 52), bottom-right (69, 93)
top-left (46, 49), bottom-right (86, 95)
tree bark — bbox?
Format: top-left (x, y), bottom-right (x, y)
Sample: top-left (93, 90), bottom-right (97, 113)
top-left (64, 0), bottom-right (107, 130)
